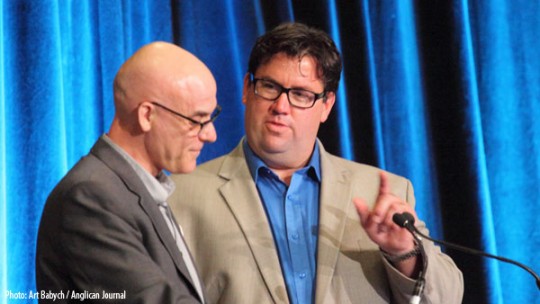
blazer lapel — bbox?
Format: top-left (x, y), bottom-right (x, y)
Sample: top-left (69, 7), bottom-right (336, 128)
top-left (314, 143), bottom-right (353, 304)
top-left (137, 192), bottom-right (199, 292)
top-left (90, 137), bottom-right (200, 297)
top-left (218, 143), bottom-right (290, 304)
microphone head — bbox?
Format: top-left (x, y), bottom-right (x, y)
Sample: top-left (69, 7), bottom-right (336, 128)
top-left (392, 213), bottom-right (407, 227)
top-left (392, 212), bottom-right (415, 228)
top-left (403, 212), bottom-right (415, 223)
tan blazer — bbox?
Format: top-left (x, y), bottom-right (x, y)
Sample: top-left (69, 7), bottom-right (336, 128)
top-left (170, 140), bottom-right (463, 304)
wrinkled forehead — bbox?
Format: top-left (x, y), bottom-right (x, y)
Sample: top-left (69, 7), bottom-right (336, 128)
top-left (255, 53), bottom-right (324, 83)
top-left (167, 74), bottom-right (217, 112)
top-left (258, 53), bottom-right (324, 78)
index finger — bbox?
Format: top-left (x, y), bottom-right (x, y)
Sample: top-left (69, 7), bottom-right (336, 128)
top-left (378, 171), bottom-right (391, 196)
top-left (369, 171), bottom-right (397, 223)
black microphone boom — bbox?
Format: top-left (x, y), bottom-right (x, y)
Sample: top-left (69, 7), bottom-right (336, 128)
top-left (392, 212), bottom-right (540, 290)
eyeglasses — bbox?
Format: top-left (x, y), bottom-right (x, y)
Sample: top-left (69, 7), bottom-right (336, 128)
top-left (151, 102), bottom-right (221, 134)
top-left (250, 74), bottom-right (326, 109)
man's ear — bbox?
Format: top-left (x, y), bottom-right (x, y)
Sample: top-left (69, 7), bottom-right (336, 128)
top-left (242, 73), bottom-right (251, 105)
top-left (138, 102), bottom-right (154, 132)
top-left (320, 91), bottom-right (336, 123)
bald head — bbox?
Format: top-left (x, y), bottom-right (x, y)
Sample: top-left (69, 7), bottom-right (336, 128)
top-left (112, 41), bottom-right (216, 127)
top-left (107, 42), bottom-right (218, 175)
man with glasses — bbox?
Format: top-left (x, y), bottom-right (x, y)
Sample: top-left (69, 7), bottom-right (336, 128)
top-left (36, 42), bottom-right (220, 303)
top-left (170, 23), bottom-right (463, 303)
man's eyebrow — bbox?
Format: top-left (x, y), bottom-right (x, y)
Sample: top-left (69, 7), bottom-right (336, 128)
top-left (259, 76), bottom-right (320, 92)
top-left (190, 110), bottom-right (213, 118)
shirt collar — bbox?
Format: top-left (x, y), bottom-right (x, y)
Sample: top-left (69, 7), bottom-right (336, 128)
top-left (242, 138), bottom-right (321, 183)
top-left (102, 134), bottom-right (176, 203)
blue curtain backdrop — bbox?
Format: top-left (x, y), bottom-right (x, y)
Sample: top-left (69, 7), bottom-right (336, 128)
top-left (1, 0), bottom-right (539, 303)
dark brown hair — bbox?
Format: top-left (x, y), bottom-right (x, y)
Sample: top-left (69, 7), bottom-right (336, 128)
top-left (247, 22), bottom-right (342, 93)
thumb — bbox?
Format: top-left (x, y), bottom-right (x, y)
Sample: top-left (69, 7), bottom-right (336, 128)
top-left (353, 197), bottom-right (370, 227)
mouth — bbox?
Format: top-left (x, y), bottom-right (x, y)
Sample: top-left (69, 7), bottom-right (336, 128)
top-left (264, 120), bottom-right (290, 135)
top-left (190, 145), bottom-right (203, 154)
top-left (189, 150), bottom-right (201, 158)
top-left (266, 119), bottom-right (288, 129)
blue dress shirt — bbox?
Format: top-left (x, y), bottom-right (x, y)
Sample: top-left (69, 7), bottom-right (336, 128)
top-left (243, 140), bottom-right (321, 304)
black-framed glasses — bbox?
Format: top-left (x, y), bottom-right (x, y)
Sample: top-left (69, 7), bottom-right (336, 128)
top-left (151, 102), bottom-right (221, 134)
top-left (250, 74), bottom-right (326, 109)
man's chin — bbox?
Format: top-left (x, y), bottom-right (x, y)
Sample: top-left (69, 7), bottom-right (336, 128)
top-left (170, 162), bottom-right (197, 174)
top-left (260, 141), bottom-right (290, 154)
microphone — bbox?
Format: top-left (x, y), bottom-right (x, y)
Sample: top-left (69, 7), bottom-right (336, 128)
top-left (392, 212), bottom-right (540, 291)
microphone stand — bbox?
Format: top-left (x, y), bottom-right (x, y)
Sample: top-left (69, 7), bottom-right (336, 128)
top-left (409, 232), bottom-right (427, 304)
top-left (394, 212), bottom-right (428, 304)
top-left (393, 212), bottom-right (540, 291)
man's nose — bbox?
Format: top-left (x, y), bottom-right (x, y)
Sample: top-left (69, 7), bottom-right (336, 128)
top-left (198, 122), bottom-right (217, 143)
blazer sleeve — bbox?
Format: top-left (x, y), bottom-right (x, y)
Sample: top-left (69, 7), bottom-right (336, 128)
top-left (381, 179), bottom-right (464, 304)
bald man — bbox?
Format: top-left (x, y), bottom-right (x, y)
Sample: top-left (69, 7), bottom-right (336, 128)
top-left (36, 42), bottom-right (219, 303)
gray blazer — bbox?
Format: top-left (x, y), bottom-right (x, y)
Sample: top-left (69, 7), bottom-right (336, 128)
top-left (36, 137), bottom-right (204, 303)
top-left (170, 140), bottom-right (463, 304)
